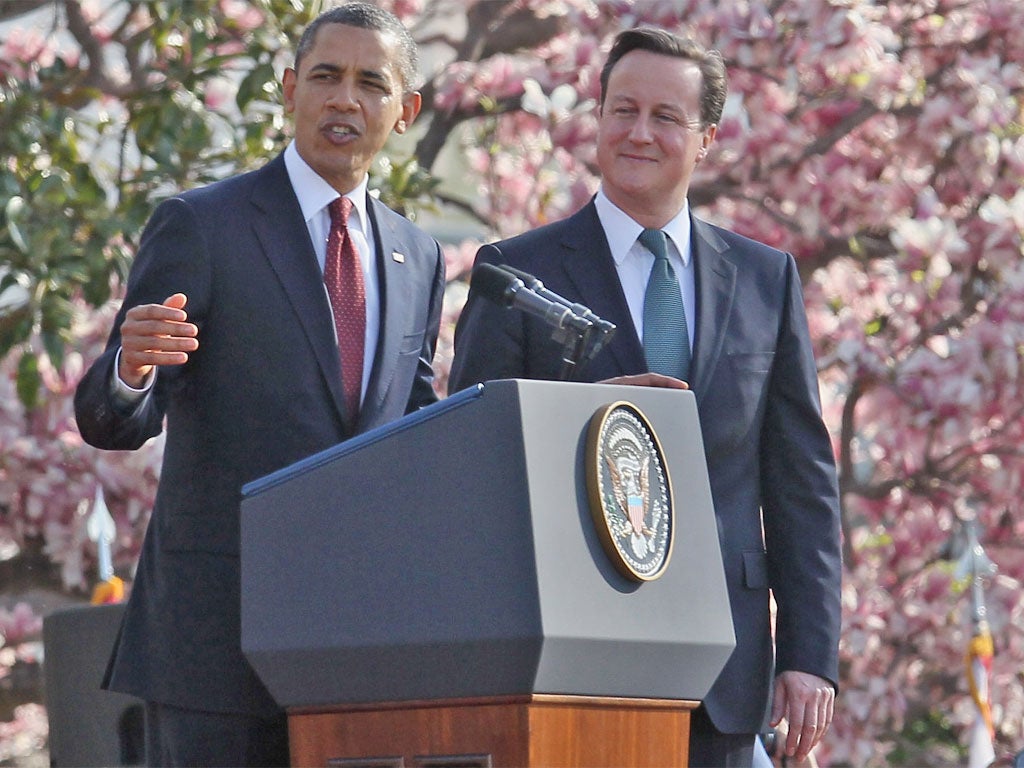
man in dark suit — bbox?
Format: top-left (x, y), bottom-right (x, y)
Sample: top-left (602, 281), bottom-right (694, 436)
top-left (450, 27), bottom-right (842, 768)
top-left (74, 4), bottom-right (444, 766)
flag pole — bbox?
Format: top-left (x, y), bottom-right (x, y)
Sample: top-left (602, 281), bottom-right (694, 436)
top-left (86, 485), bottom-right (125, 605)
top-left (953, 515), bottom-right (997, 768)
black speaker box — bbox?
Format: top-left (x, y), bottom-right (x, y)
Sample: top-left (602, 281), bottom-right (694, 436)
top-left (43, 603), bottom-right (143, 767)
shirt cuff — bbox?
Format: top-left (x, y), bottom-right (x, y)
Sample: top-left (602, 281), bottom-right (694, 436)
top-left (110, 347), bottom-right (154, 407)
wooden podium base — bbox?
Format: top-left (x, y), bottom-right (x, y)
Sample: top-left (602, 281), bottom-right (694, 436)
top-left (288, 695), bottom-right (696, 768)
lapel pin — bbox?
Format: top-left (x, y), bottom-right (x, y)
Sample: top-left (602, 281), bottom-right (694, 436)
top-left (392, 251), bottom-right (406, 263)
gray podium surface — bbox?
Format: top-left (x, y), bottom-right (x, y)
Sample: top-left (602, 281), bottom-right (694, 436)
top-left (241, 379), bottom-right (734, 709)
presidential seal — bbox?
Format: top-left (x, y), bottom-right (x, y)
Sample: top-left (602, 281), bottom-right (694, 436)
top-left (585, 401), bottom-right (674, 581)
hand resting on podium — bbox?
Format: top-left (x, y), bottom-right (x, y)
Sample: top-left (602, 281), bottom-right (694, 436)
top-left (599, 372), bottom-right (689, 389)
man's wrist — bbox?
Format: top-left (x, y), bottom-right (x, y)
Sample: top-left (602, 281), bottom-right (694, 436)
top-left (110, 347), bottom-right (154, 406)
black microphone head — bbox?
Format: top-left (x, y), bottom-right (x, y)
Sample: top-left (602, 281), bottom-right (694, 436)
top-left (500, 265), bottom-right (541, 290)
top-left (471, 263), bottom-right (520, 307)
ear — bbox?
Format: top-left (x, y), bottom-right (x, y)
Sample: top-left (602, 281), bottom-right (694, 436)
top-left (394, 91), bottom-right (423, 134)
top-left (697, 123), bottom-right (717, 161)
top-left (282, 67), bottom-right (297, 114)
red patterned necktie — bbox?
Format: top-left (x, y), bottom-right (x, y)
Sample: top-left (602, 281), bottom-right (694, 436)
top-left (324, 197), bottom-right (366, 422)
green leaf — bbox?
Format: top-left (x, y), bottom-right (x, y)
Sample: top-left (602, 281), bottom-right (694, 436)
top-left (5, 195), bottom-right (29, 253)
top-left (42, 329), bottom-right (66, 371)
top-left (236, 62), bottom-right (276, 112)
top-left (16, 350), bottom-right (40, 409)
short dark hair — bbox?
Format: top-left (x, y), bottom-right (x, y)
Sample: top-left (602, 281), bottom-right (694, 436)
top-left (599, 27), bottom-right (727, 128)
top-left (294, 2), bottom-right (420, 93)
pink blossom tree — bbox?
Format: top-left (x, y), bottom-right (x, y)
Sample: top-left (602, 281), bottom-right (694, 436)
top-left (1, 1), bottom-right (1022, 764)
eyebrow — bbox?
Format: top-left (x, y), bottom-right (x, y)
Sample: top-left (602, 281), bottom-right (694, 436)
top-left (307, 62), bottom-right (392, 89)
top-left (611, 95), bottom-right (687, 115)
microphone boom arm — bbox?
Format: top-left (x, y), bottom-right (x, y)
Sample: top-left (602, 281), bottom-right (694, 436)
top-left (470, 262), bottom-right (615, 381)
top-left (499, 265), bottom-right (617, 374)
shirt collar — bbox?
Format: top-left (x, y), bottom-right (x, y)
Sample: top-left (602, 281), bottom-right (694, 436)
top-left (595, 187), bottom-right (692, 267)
top-left (284, 140), bottom-right (369, 232)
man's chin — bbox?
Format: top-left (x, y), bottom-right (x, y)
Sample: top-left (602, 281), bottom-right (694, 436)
top-left (309, 157), bottom-right (367, 193)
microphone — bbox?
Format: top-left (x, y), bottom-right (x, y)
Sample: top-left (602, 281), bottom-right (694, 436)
top-left (471, 263), bottom-right (594, 335)
top-left (499, 265), bottom-right (617, 339)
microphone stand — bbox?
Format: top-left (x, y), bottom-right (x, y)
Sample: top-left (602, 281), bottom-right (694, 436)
top-left (553, 321), bottom-right (592, 381)
top-left (469, 263), bottom-right (617, 381)
top-left (554, 320), bottom-right (617, 382)
top-left (495, 265), bottom-right (615, 380)
top-left (559, 320), bottom-right (618, 381)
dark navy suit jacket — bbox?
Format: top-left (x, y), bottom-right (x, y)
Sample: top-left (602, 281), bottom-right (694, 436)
top-left (75, 153), bottom-right (446, 716)
top-left (450, 200), bottom-right (841, 734)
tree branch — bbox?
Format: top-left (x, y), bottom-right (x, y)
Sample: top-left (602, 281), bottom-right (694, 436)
top-left (415, 2), bottom-right (565, 173)
top-left (0, 0), bottom-right (51, 23)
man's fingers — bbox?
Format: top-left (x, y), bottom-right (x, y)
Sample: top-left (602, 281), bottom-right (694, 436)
top-left (790, 686), bottom-right (835, 761)
top-left (163, 292), bottom-right (188, 310)
top-left (821, 690), bottom-right (835, 732)
top-left (599, 372), bottom-right (689, 389)
top-left (784, 699), bottom-right (807, 758)
top-left (790, 703), bottom-right (819, 761)
top-left (121, 296), bottom-right (198, 348)
top-left (120, 321), bottom-right (198, 366)
top-left (121, 344), bottom-right (194, 364)
top-left (123, 299), bottom-right (195, 328)
top-left (118, 296), bottom-right (199, 385)
top-left (774, 671), bottom-right (835, 761)
top-left (121, 316), bottom-right (199, 345)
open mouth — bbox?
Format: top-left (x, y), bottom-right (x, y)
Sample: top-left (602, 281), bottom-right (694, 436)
top-left (323, 123), bottom-right (359, 140)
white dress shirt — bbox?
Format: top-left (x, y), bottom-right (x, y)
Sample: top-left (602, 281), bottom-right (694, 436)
top-left (594, 188), bottom-right (695, 353)
top-left (283, 141), bottom-right (380, 402)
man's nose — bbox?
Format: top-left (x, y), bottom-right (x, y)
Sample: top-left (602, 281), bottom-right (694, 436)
top-left (325, 80), bottom-right (358, 110)
top-left (627, 114), bottom-right (654, 143)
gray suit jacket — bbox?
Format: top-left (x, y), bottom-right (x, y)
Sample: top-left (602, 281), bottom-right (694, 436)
top-left (450, 200), bottom-right (841, 734)
top-left (75, 153), bottom-right (446, 716)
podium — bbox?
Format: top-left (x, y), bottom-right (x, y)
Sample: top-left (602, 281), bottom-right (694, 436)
top-left (240, 379), bottom-right (734, 767)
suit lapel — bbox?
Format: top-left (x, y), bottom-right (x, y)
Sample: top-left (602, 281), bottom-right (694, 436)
top-left (550, 204), bottom-right (739, 391)
top-left (360, 196), bottom-right (410, 424)
top-left (555, 203), bottom-right (646, 376)
top-left (690, 216), bottom-right (737, 404)
top-left (249, 155), bottom-right (350, 425)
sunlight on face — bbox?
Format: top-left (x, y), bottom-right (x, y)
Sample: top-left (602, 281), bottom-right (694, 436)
top-left (597, 49), bottom-right (715, 225)
top-left (282, 23), bottom-right (421, 194)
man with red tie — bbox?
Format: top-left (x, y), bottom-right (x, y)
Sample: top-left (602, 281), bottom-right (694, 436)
top-left (74, 5), bottom-right (445, 765)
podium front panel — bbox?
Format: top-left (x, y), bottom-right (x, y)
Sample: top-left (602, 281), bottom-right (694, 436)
top-left (242, 380), bottom-right (733, 708)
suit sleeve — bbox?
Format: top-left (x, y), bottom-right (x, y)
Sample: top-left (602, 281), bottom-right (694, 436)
top-left (74, 198), bottom-right (212, 450)
top-left (760, 253), bottom-right (843, 687)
